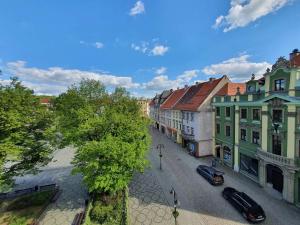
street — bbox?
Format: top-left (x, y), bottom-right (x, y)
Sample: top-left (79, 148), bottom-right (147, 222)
top-left (129, 128), bottom-right (300, 225)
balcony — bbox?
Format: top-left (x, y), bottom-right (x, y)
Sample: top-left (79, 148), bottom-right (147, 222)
top-left (181, 131), bottom-right (195, 141)
top-left (256, 148), bottom-right (300, 169)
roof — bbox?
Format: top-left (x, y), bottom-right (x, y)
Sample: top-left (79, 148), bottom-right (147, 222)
top-left (216, 83), bottom-right (246, 96)
top-left (149, 98), bottom-right (155, 106)
top-left (173, 77), bottom-right (224, 111)
top-left (40, 98), bottom-right (51, 104)
top-left (160, 88), bottom-right (187, 110)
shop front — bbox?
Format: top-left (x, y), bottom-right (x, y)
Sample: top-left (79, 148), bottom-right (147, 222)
top-left (223, 146), bottom-right (233, 167)
top-left (240, 153), bottom-right (259, 179)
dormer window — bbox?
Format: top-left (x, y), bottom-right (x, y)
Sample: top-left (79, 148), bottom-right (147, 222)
top-left (274, 79), bottom-right (285, 91)
top-left (247, 85), bottom-right (254, 92)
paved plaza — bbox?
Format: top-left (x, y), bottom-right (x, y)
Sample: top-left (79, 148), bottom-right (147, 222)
top-left (14, 147), bottom-right (87, 225)
top-left (129, 128), bottom-right (300, 225)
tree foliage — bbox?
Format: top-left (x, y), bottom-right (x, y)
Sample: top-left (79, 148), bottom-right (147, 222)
top-left (54, 79), bottom-right (150, 194)
top-left (0, 78), bottom-right (54, 189)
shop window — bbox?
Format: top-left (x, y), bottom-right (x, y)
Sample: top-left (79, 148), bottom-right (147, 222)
top-left (272, 135), bottom-right (281, 155)
top-left (226, 126), bottom-right (231, 137)
top-left (240, 154), bottom-right (258, 177)
top-left (216, 124), bottom-right (220, 134)
top-left (252, 131), bottom-right (260, 145)
top-left (240, 129), bottom-right (246, 141)
top-left (273, 110), bottom-right (283, 123)
top-left (240, 108), bottom-right (247, 119)
top-left (226, 107), bottom-right (231, 117)
top-left (253, 109), bottom-right (261, 121)
top-left (223, 146), bottom-right (232, 163)
top-left (274, 79), bottom-right (285, 91)
top-left (216, 107), bottom-right (220, 116)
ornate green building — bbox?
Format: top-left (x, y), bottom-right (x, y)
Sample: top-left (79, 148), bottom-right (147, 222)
top-left (212, 49), bottom-right (300, 205)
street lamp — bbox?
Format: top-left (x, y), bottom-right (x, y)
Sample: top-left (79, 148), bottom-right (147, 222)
top-left (157, 144), bottom-right (164, 170)
top-left (170, 187), bottom-right (179, 225)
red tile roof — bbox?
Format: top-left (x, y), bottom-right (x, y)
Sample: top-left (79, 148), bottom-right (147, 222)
top-left (149, 98), bottom-right (155, 106)
top-left (40, 98), bottom-right (51, 104)
top-left (160, 88), bottom-right (187, 110)
top-left (216, 83), bottom-right (246, 96)
top-left (173, 77), bottom-right (224, 111)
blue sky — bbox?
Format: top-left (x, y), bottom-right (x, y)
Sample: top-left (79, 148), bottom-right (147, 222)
top-left (0, 0), bottom-right (300, 97)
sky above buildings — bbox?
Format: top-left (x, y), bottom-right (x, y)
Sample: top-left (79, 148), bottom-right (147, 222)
top-left (0, 0), bottom-right (300, 97)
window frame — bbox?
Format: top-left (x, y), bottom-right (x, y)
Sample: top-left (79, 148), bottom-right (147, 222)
top-left (273, 109), bottom-right (283, 123)
top-left (240, 128), bottom-right (247, 141)
top-left (274, 78), bottom-right (286, 91)
top-left (225, 125), bottom-right (231, 137)
top-left (252, 108), bottom-right (261, 121)
top-left (216, 107), bottom-right (220, 117)
top-left (226, 107), bottom-right (231, 118)
top-left (240, 108), bottom-right (247, 120)
top-left (252, 130), bottom-right (260, 145)
top-left (216, 123), bottom-right (220, 134)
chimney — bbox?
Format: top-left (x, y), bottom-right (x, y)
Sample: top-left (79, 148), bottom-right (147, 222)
top-left (195, 81), bottom-right (199, 85)
top-left (170, 89), bottom-right (173, 92)
top-left (209, 77), bottom-right (216, 82)
top-left (184, 85), bottom-right (188, 89)
top-left (290, 48), bottom-right (300, 67)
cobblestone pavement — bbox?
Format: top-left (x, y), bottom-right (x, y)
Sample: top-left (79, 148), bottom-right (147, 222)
top-left (129, 170), bottom-right (173, 225)
top-left (129, 128), bottom-right (300, 225)
top-left (14, 147), bottom-right (87, 225)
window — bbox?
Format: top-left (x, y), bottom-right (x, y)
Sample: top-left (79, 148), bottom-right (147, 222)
top-left (252, 131), bottom-right (260, 144)
top-left (179, 123), bottom-right (182, 130)
top-left (216, 107), bottom-right (220, 116)
top-left (240, 154), bottom-right (258, 177)
top-left (241, 129), bottom-right (246, 141)
top-left (240, 108), bottom-right (247, 119)
top-left (191, 113), bottom-right (194, 121)
top-left (182, 112), bottom-right (185, 120)
top-left (186, 112), bottom-right (189, 121)
top-left (274, 79), bottom-right (285, 91)
top-left (187, 126), bottom-right (190, 133)
top-left (272, 135), bottom-right (281, 155)
top-left (273, 110), bottom-right (283, 123)
top-left (226, 107), bottom-right (231, 117)
top-left (226, 126), bottom-right (231, 137)
top-left (298, 140), bottom-right (300, 157)
top-left (216, 124), bottom-right (220, 134)
top-left (253, 109), bottom-right (261, 121)
top-left (182, 125), bottom-right (185, 131)
top-left (191, 127), bottom-right (194, 135)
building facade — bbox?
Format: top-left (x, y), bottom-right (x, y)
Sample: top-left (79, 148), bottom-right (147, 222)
top-left (212, 49), bottom-right (300, 205)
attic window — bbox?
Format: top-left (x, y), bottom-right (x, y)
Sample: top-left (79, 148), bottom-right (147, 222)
top-left (274, 79), bottom-right (285, 91)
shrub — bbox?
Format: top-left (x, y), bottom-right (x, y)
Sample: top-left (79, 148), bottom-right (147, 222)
top-left (90, 203), bottom-right (114, 224)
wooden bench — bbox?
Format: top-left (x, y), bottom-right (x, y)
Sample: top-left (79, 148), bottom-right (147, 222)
top-left (72, 212), bottom-right (85, 225)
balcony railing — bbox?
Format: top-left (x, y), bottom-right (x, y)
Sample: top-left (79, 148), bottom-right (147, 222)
top-left (256, 148), bottom-right (299, 169)
top-left (181, 131), bottom-right (195, 141)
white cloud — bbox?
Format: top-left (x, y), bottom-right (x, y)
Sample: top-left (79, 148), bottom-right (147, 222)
top-left (143, 69), bottom-right (199, 91)
top-left (131, 41), bottom-right (169, 56)
top-left (94, 42), bottom-right (104, 49)
top-left (129, 1), bottom-right (145, 16)
top-left (80, 41), bottom-right (104, 49)
top-left (202, 54), bottom-right (271, 80)
top-left (151, 45), bottom-right (169, 56)
top-left (156, 67), bottom-right (167, 75)
top-left (214, 0), bottom-right (291, 32)
top-left (3, 61), bottom-right (139, 95)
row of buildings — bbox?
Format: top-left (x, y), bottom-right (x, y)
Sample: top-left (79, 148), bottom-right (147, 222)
top-left (149, 49), bottom-right (300, 206)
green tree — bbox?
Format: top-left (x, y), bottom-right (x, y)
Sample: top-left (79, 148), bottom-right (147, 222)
top-left (54, 80), bottom-right (150, 194)
top-left (0, 78), bottom-right (54, 189)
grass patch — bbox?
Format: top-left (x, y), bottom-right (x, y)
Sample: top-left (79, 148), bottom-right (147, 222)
top-left (0, 189), bottom-right (56, 225)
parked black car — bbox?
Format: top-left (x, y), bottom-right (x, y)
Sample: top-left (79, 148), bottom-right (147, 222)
top-left (196, 165), bottom-right (224, 185)
top-left (222, 187), bottom-right (266, 223)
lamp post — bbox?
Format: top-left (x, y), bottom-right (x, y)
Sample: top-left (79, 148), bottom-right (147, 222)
top-left (170, 187), bottom-right (179, 225)
top-left (156, 144), bottom-right (164, 170)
